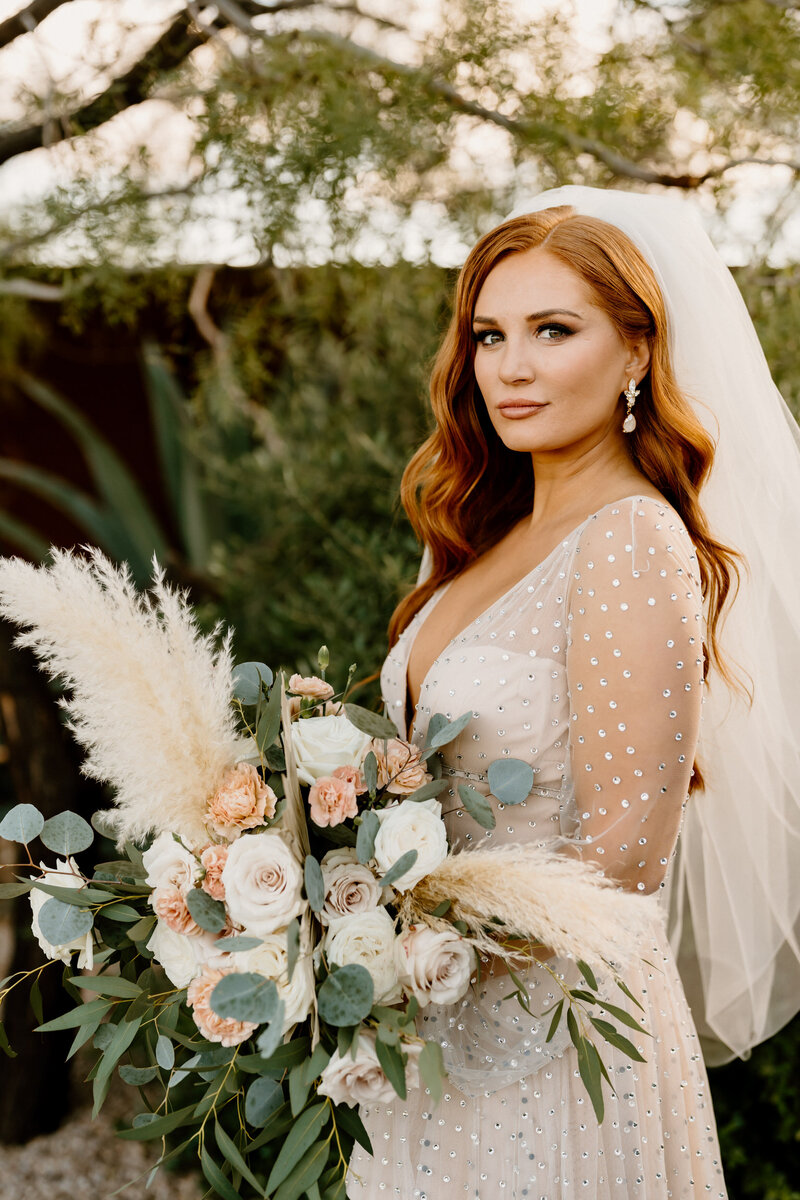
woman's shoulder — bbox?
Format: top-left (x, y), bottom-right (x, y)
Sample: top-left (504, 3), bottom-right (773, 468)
top-left (571, 494), bottom-right (701, 590)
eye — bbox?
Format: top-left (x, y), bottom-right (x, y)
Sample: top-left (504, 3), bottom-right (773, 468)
top-left (473, 328), bottom-right (503, 346)
top-left (537, 322), bottom-right (573, 341)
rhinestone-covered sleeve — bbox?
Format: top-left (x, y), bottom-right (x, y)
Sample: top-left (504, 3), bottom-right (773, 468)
top-left (564, 500), bottom-right (705, 894)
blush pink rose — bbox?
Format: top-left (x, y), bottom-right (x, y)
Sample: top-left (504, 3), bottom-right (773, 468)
top-left (187, 967), bottom-right (258, 1047)
top-left (206, 762), bottom-right (277, 840)
top-left (152, 884), bottom-right (202, 936)
top-left (289, 674), bottom-right (335, 702)
top-left (371, 738), bottom-right (432, 795)
top-left (200, 844), bottom-right (229, 901)
top-left (332, 764), bottom-right (367, 794)
top-left (308, 775), bottom-right (359, 828)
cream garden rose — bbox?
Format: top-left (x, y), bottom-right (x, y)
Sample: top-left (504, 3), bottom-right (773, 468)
top-left (394, 924), bottom-right (475, 1006)
top-left (222, 831), bottom-right (306, 936)
top-left (142, 832), bottom-right (199, 893)
top-left (291, 714), bottom-right (372, 786)
top-left (317, 1032), bottom-right (399, 1106)
top-left (373, 798), bottom-right (448, 891)
top-left (320, 847), bottom-right (382, 926)
top-left (243, 933), bottom-right (315, 1032)
top-left (325, 907), bottom-right (399, 1002)
top-left (29, 857), bottom-right (94, 969)
top-left (146, 920), bottom-right (221, 988)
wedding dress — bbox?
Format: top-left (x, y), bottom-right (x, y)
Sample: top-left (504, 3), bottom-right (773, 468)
top-left (346, 495), bottom-right (727, 1198)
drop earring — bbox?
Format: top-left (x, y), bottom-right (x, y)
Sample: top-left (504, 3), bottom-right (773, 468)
top-left (622, 377), bottom-right (640, 433)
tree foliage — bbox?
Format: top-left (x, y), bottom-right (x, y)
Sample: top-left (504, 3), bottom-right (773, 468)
top-left (1, 0), bottom-right (800, 275)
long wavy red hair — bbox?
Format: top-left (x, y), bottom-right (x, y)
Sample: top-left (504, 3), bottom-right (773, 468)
top-left (389, 208), bottom-right (742, 786)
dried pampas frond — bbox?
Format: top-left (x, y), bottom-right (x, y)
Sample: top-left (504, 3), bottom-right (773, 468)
top-left (0, 548), bottom-right (242, 846)
top-left (401, 842), bottom-right (658, 974)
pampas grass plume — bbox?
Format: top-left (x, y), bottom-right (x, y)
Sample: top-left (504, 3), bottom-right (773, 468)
top-left (402, 842), bottom-right (658, 974)
top-left (0, 548), bottom-right (243, 846)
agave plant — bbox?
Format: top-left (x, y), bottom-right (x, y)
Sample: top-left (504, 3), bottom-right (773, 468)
top-left (0, 344), bottom-right (213, 582)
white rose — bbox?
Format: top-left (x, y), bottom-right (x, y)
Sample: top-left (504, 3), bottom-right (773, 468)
top-left (242, 932), bottom-right (315, 1031)
top-left (291, 714), bottom-right (372, 786)
top-left (317, 1031), bottom-right (398, 1106)
top-left (325, 908), bottom-right (399, 1003)
top-left (142, 833), bottom-right (199, 893)
top-left (373, 798), bottom-right (448, 891)
top-left (222, 831), bottom-right (306, 936)
top-left (29, 857), bottom-right (94, 969)
top-left (394, 924), bottom-right (475, 1007)
top-left (146, 919), bottom-right (220, 988)
top-left (320, 847), bottom-right (382, 926)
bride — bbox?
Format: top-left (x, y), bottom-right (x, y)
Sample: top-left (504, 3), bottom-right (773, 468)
top-left (346, 187), bottom-right (800, 1198)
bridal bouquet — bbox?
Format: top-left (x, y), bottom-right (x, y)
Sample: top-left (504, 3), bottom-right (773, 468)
top-left (0, 550), bottom-right (653, 1200)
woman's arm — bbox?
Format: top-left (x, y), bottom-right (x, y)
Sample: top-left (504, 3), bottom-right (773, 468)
top-left (564, 499), bottom-right (705, 895)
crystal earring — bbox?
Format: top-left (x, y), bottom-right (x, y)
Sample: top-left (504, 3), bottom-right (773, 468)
top-left (622, 377), bottom-right (640, 433)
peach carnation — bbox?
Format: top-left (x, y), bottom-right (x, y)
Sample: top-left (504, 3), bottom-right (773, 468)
top-left (332, 764), bottom-right (367, 794)
top-left (187, 967), bottom-right (258, 1047)
top-left (206, 762), bottom-right (276, 840)
top-left (152, 884), bottom-right (202, 936)
top-left (200, 844), bottom-right (229, 901)
top-left (372, 737), bottom-right (431, 795)
top-left (308, 775), bottom-right (359, 828)
top-left (289, 673), bottom-right (335, 702)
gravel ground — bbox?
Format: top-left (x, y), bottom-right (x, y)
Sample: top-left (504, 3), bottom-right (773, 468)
top-left (0, 1072), bottom-right (203, 1200)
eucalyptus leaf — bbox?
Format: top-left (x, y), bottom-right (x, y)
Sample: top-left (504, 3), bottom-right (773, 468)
top-left (156, 1034), bottom-right (175, 1071)
top-left (404, 779), bottom-right (447, 803)
top-left (427, 710), bottom-right (473, 750)
top-left (37, 897), bottom-right (93, 946)
top-left (257, 681), bottom-right (283, 752)
top-left (375, 1038), bottom-right (406, 1100)
top-left (317, 964), bottom-right (373, 1026)
top-left (40, 810), bottom-right (94, 856)
top-left (233, 661), bottom-right (273, 704)
top-left (487, 758), bottom-right (535, 806)
top-left (457, 784), bottom-right (496, 830)
top-left (546, 999), bottom-right (564, 1043)
top-left (245, 1075), bottom-right (284, 1127)
top-left (90, 810), bottom-right (119, 841)
top-left (424, 713), bottom-right (448, 748)
top-left (255, 998), bottom-right (285, 1060)
top-left (266, 1101), bottom-right (330, 1192)
top-left (355, 809), bottom-right (379, 865)
top-left (214, 935), bottom-right (263, 952)
top-left (0, 803), bottom-right (44, 844)
top-left (214, 1122), bottom-right (263, 1195)
top-left (419, 1039), bottom-right (445, 1106)
top-left (304, 855), bottom-right (325, 912)
top-left (363, 751), bottom-right (378, 795)
top-left (378, 848), bottom-right (418, 889)
top-left (210, 972), bottom-right (280, 1025)
top-left (0, 881), bottom-right (32, 899)
top-left (185, 887), bottom-right (227, 933)
top-left (119, 1064), bottom-right (158, 1086)
top-left (343, 703), bottom-right (397, 739)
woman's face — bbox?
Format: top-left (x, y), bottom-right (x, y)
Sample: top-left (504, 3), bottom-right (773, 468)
top-left (472, 248), bottom-right (648, 457)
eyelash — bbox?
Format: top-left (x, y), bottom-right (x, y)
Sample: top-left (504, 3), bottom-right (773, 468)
top-left (473, 322), bottom-right (573, 346)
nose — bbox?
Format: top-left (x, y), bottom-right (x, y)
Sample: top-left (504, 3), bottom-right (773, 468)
top-left (496, 334), bottom-right (536, 385)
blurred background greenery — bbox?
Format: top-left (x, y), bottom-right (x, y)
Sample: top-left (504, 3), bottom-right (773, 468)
top-left (0, 0), bottom-right (798, 1194)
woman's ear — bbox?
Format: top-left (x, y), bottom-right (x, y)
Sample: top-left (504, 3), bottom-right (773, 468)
top-left (625, 338), bottom-right (651, 382)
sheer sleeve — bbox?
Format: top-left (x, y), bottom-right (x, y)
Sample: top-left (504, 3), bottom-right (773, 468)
top-left (564, 499), bottom-right (705, 895)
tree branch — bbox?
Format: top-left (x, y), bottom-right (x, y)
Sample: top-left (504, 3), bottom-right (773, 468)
top-left (0, 10), bottom-right (210, 167)
top-left (277, 23), bottom-right (800, 189)
top-left (0, 0), bottom-right (73, 51)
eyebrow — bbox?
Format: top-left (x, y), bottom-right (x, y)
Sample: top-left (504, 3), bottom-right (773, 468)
top-left (472, 308), bottom-right (584, 324)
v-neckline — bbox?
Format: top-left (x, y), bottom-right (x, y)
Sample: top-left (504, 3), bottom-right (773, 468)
top-left (403, 494), bottom-right (662, 738)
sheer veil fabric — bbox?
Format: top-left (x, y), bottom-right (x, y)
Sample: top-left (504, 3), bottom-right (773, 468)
top-left (504, 186), bottom-right (800, 1064)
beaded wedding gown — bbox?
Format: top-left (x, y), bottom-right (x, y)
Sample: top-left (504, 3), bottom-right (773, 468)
top-left (347, 495), bottom-right (728, 1199)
